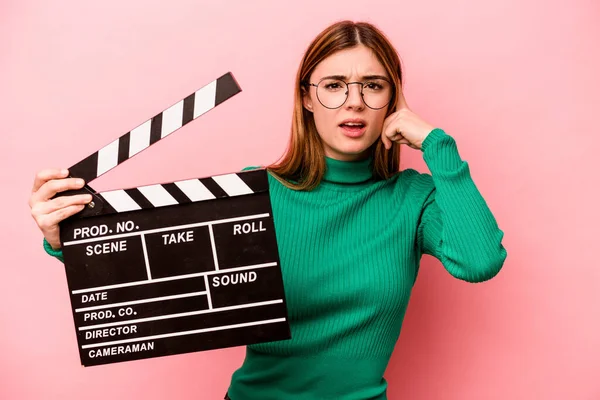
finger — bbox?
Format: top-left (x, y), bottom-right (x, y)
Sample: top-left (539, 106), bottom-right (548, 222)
top-left (387, 129), bottom-right (414, 146)
top-left (32, 169), bottom-right (69, 193)
top-left (380, 122), bottom-right (390, 150)
top-left (381, 114), bottom-right (398, 150)
top-left (33, 177), bottom-right (86, 203)
top-left (381, 128), bottom-right (393, 150)
top-left (397, 87), bottom-right (409, 110)
top-left (397, 138), bottom-right (415, 147)
top-left (389, 133), bottom-right (409, 144)
top-left (384, 123), bottom-right (401, 141)
top-left (34, 194), bottom-right (93, 216)
top-left (43, 204), bottom-right (86, 227)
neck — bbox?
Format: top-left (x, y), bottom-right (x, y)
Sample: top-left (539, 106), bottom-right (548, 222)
top-left (322, 156), bottom-right (374, 184)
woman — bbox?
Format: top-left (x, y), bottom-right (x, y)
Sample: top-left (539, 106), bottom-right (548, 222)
top-left (30, 20), bottom-right (507, 400)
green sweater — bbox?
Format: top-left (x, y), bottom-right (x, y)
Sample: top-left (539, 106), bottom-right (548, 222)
top-left (44, 128), bottom-right (507, 399)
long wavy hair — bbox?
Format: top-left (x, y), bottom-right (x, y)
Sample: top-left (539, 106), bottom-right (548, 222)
top-left (267, 20), bottom-right (404, 190)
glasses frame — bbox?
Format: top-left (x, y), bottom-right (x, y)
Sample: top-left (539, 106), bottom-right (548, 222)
top-left (305, 77), bottom-right (395, 110)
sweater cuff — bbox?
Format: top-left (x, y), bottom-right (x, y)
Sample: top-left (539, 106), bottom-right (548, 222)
top-left (43, 238), bottom-right (64, 262)
top-left (420, 128), bottom-right (448, 151)
top-left (420, 128), bottom-right (463, 173)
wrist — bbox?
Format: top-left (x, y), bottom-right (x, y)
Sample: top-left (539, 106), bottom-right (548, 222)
top-left (420, 128), bottom-right (449, 152)
top-left (43, 238), bottom-right (62, 253)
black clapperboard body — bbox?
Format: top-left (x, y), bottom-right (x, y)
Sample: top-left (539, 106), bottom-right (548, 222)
top-left (57, 72), bottom-right (291, 367)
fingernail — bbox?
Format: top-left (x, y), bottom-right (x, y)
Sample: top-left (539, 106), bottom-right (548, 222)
top-left (62, 169), bottom-right (69, 175)
top-left (77, 179), bottom-right (85, 186)
top-left (85, 194), bottom-right (93, 201)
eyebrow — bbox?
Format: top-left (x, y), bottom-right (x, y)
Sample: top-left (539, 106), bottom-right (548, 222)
top-left (320, 74), bottom-right (390, 81)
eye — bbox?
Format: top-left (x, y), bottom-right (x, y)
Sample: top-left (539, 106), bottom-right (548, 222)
top-left (323, 81), bottom-right (342, 90)
top-left (364, 82), bottom-right (383, 90)
top-left (319, 79), bottom-right (345, 91)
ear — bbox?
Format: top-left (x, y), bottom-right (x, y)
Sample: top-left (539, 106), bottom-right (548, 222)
top-left (302, 86), bottom-right (314, 113)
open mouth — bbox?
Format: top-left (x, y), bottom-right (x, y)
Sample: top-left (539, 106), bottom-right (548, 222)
top-left (339, 120), bottom-right (367, 137)
top-left (339, 122), bottom-right (365, 129)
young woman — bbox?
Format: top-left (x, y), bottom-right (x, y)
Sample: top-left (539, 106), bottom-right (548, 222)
top-left (30, 20), bottom-right (507, 400)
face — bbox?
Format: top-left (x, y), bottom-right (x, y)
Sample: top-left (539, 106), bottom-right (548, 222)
top-left (303, 45), bottom-right (392, 161)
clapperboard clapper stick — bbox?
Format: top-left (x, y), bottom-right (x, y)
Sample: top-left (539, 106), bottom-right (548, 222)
top-left (55, 72), bottom-right (291, 367)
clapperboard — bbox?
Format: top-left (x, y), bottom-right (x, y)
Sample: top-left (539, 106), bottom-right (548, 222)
top-left (56, 72), bottom-right (290, 367)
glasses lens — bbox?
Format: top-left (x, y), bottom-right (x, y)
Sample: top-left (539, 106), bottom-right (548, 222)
top-left (362, 79), bottom-right (393, 109)
top-left (316, 79), bottom-right (348, 109)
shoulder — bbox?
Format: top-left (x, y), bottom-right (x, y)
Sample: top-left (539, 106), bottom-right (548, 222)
top-left (395, 168), bottom-right (434, 189)
top-left (241, 166), bottom-right (262, 172)
top-left (240, 165), bottom-right (286, 190)
top-left (389, 168), bottom-right (435, 203)
top-left (241, 166), bottom-right (288, 188)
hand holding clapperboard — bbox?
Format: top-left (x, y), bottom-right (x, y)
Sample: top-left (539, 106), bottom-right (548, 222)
top-left (53, 72), bottom-right (290, 367)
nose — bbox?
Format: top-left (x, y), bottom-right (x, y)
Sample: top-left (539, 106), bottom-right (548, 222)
top-left (344, 83), bottom-right (364, 110)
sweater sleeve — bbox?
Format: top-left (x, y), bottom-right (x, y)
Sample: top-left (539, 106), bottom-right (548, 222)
top-left (43, 238), bottom-right (65, 263)
top-left (416, 128), bottom-right (507, 283)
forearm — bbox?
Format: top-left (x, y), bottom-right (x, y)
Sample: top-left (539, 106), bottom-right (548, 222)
top-left (419, 128), bottom-right (507, 282)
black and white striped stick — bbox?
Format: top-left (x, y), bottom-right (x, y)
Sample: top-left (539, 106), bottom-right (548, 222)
top-left (57, 71), bottom-right (261, 217)
top-left (93, 168), bottom-right (268, 215)
top-left (68, 72), bottom-right (242, 184)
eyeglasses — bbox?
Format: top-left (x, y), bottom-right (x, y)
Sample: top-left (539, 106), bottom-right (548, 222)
top-left (305, 77), bottom-right (394, 110)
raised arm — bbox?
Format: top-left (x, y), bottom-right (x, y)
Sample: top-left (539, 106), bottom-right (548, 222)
top-left (416, 128), bottom-right (507, 282)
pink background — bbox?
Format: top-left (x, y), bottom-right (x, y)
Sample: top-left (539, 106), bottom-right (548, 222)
top-left (2, 0), bottom-right (599, 399)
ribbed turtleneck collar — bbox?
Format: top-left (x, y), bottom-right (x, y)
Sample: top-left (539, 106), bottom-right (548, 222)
top-left (322, 156), bottom-right (374, 184)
